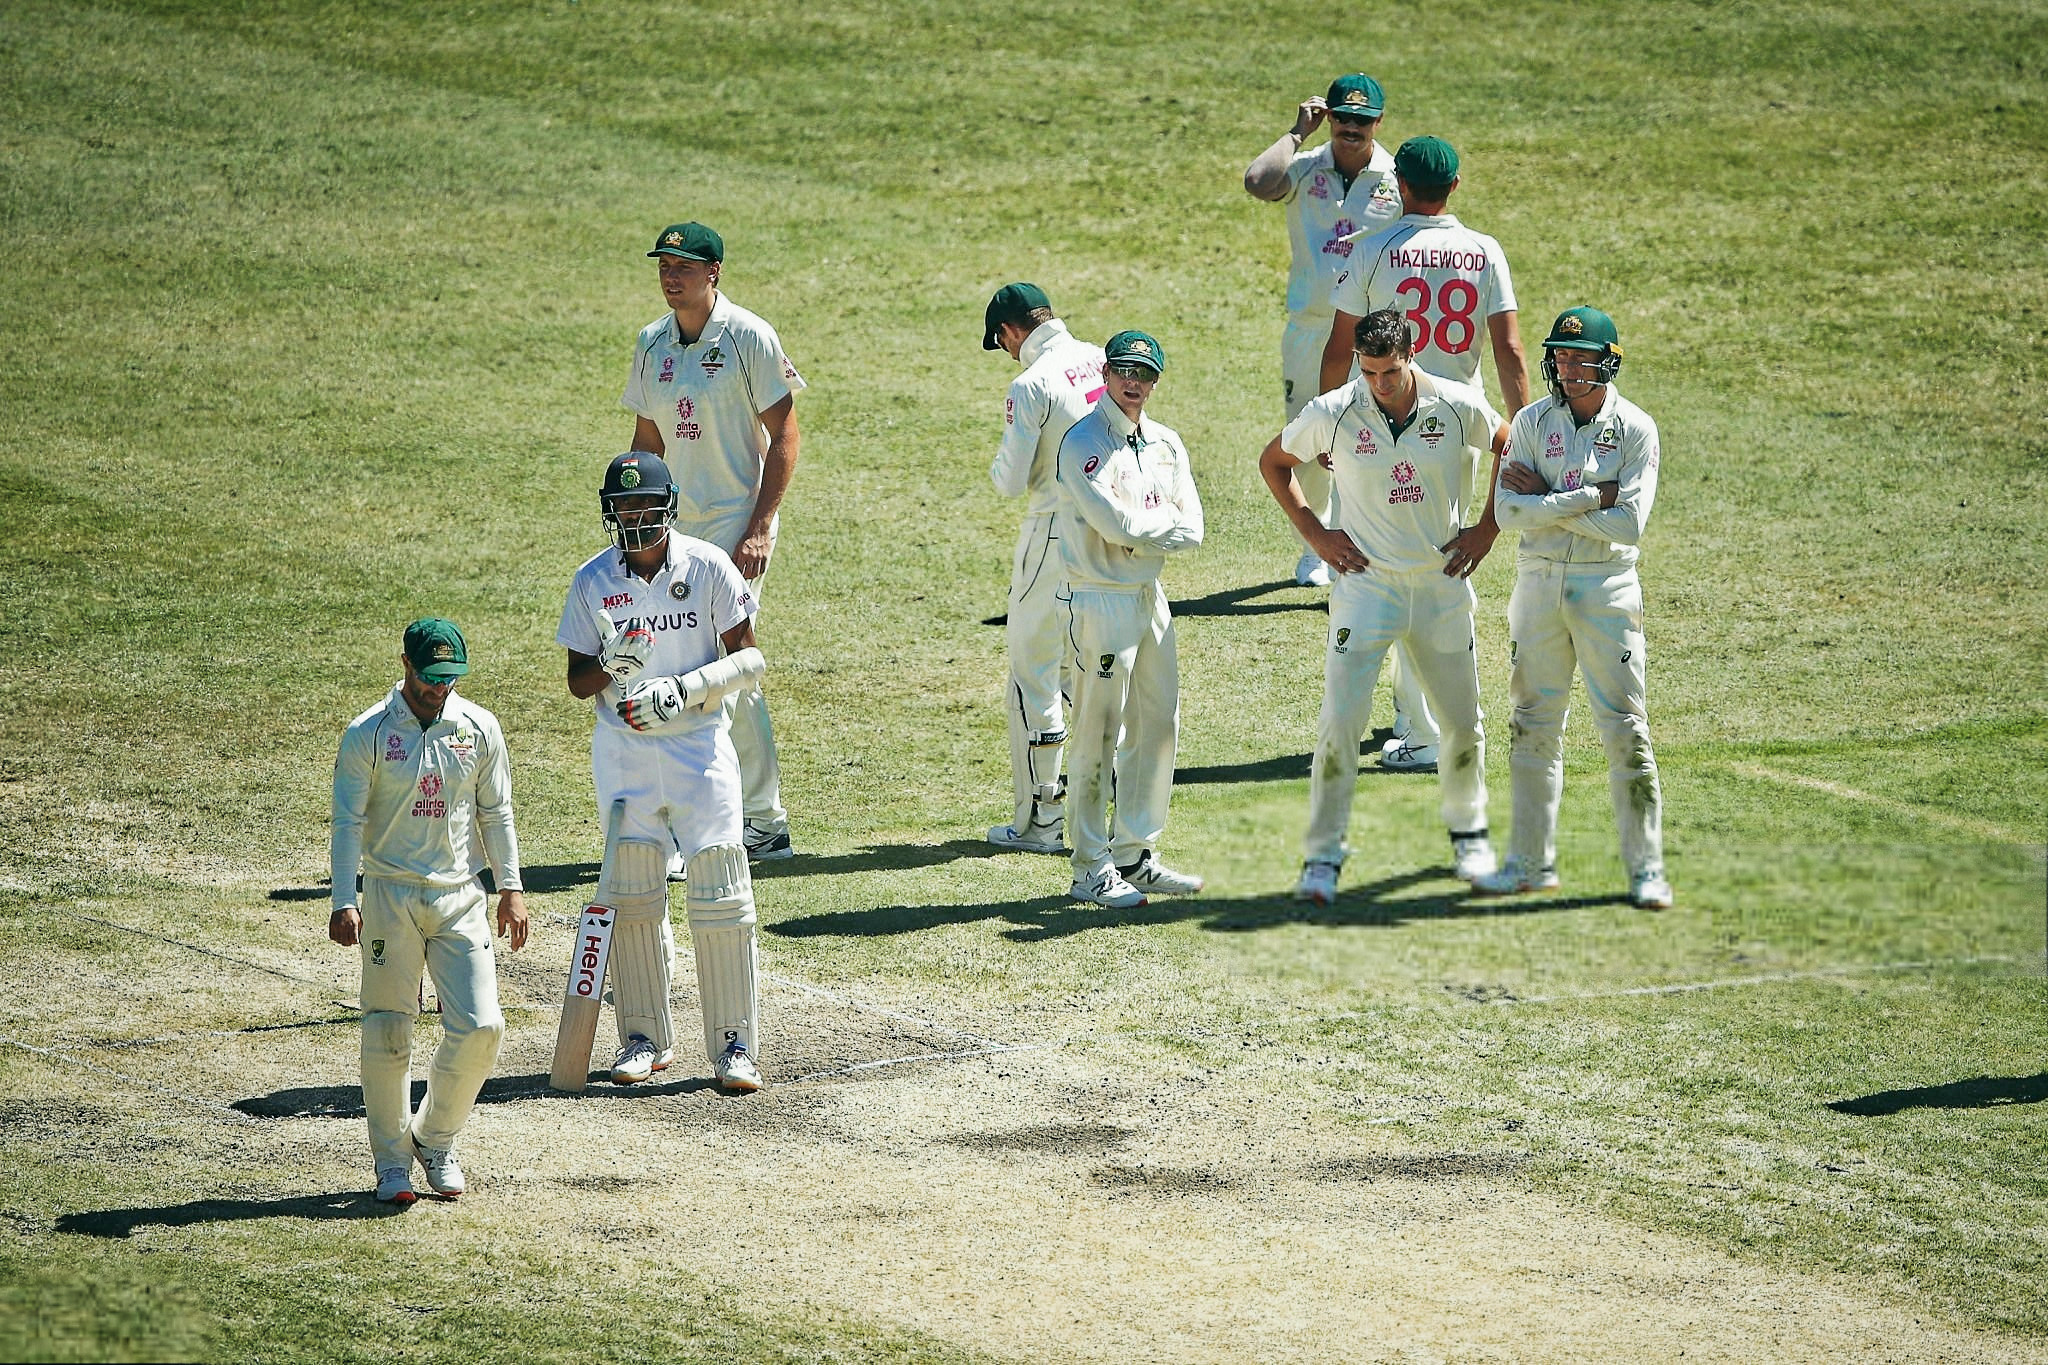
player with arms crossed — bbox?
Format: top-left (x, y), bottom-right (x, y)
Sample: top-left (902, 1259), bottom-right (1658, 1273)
top-left (623, 222), bottom-right (802, 862)
top-left (1261, 310), bottom-right (1510, 905)
top-left (1474, 307), bottom-right (1672, 909)
top-left (1055, 331), bottom-right (1205, 909)
top-left (982, 282), bottom-right (1106, 854)
top-left (558, 451), bottom-right (770, 1092)
top-left (330, 618), bottom-right (528, 1205)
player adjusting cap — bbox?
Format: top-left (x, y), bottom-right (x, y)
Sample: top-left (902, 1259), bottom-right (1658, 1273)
top-left (1393, 136), bottom-right (1459, 190)
top-left (1325, 74), bottom-right (1385, 118)
top-left (603, 450), bottom-right (675, 496)
top-left (403, 618), bottom-right (470, 684)
top-left (983, 282), bottom-right (1052, 350)
top-left (648, 222), bottom-right (724, 262)
top-left (1545, 306), bottom-right (1622, 355)
top-left (1104, 329), bottom-right (1165, 375)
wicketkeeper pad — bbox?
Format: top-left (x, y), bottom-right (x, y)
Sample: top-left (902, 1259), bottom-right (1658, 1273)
top-left (605, 835), bottom-right (676, 1052)
top-left (684, 842), bottom-right (759, 1067)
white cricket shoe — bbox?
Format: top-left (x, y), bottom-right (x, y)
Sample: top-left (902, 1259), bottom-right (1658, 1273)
top-left (1380, 741), bottom-right (1439, 772)
top-left (1630, 869), bottom-right (1675, 910)
top-left (1295, 549), bottom-right (1333, 588)
top-left (1117, 850), bottom-right (1203, 895)
top-left (743, 821), bottom-right (794, 862)
top-left (1473, 857), bottom-right (1561, 896)
top-left (409, 1134), bottom-right (465, 1198)
top-left (610, 1034), bottom-right (673, 1085)
top-left (1295, 859), bottom-right (1340, 905)
top-left (374, 1166), bottom-right (416, 1206)
top-left (988, 817), bottom-right (1066, 855)
top-left (1071, 867), bottom-right (1147, 909)
top-left (1451, 832), bottom-right (1497, 883)
top-left (715, 1040), bottom-right (764, 1093)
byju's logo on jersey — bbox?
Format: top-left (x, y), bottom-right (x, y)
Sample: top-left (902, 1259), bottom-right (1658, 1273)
top-left (1388, 460), bottom-right (1424, 505)
top-left (674, 395), bottom-right (702, 442)
top-left (658, 356), bottom-right (675, 384)
top-left (1418, 416), bottom-right (1445, 448)
top-left (700, 345), bottom-right (725, 377)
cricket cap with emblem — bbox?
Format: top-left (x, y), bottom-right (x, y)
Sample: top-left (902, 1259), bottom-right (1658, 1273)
top-left (647, 222), bottom-right (724, 262)
top-left (1326, 74), bottom-right (1385, 119)
top-left (982, 282), bottom-right (1051, 350)
top-left (1544, 305), bottom-right (1622, 355)
top-left (1104, 329), bottom-right (1165, 375)
top-left (1394, 135), bottom-right (1459, 189)
top-left (403, 618), bottom-right (470, 684)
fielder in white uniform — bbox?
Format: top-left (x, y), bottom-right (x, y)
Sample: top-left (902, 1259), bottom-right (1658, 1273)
top-left (1260, 310), bottom-right (1510, 905)
top-left (982, 282), bottom-right (1106, 854)
top-left (558, 451), bottom-right (771, 1093)
top-left (1055, 330), bottom-right (1205, 909)
top-left (622, 221), bottom-right (803, 861)
top-left (330, 618), bottom-right (527, 1205)
top-left (1474, 307), bottom-right (1672, 910)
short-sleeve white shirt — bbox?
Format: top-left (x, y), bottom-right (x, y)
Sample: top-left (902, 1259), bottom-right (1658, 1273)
top-left (620, 292), bottom-right (806, 546)
top-left (1329, 213), bottom-right (1517, 388)
top-left (1282, 370), bottom-right (1501, 573)
top-left (1282, 142), bottom-right (1401, 318)
top-left (555, 533), bottom-right (758, 740)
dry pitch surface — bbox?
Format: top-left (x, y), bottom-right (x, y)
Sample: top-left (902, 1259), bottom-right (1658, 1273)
top-left (10, 875), bottom-right (2040, 1365)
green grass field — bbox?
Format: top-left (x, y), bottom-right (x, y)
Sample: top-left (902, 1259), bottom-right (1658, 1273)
top-left (3, 1), bottom-right (2045, 1360)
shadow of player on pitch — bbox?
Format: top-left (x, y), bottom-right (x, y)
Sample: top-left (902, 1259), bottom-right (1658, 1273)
top-left (231, 1071), bottom-right (676, 1120)
top-left (983, 582), bottom-right (1325, 629)
top-left (57, 1191), bottom-right (406, 1237)
top-left (750, 838), bottom-right (1007, 879)
top-left (1828, 1072), bottom-right (2048, 1116)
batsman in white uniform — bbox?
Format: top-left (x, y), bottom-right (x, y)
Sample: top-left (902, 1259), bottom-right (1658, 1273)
top-left (558, 451), bottom-right (771, 1093)
top-left (329, 618), bottom-right (528, 1205)
top-left (623, 221), bottom-right (803, 862)
top-left (1260, 310), bottom-right (1510, 906)
top-left (1055, 331), bottom-right (1205, 909)
top-left (982, 282), bottom-right (1106, 854)
top-left (1474, 307), bottom-right (1672, 910)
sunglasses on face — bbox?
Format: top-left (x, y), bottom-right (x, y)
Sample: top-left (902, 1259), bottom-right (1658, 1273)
top-left (1107, 362), bottom-right (1159, 380)
top-left (1328, 112), bottom-right (1375, 126)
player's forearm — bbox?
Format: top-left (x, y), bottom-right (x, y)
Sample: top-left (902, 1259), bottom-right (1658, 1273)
top-left (566, 652), bottom-right (611, 699)
top-left (989, 425), bottom-right (1038, 499)
top-left (631, 414), bottom-right (665, 457)
top-left (1489, 314), bottom-right (1530, 414)
top-left (744, 412), bottom-right (799, 542)
top-left (1495, 486), bottom-right (1601, 529)
top-left (1318, 318), bottom-right (1355, 395)
top-left (1244, 135), bottom-right (1300, 200)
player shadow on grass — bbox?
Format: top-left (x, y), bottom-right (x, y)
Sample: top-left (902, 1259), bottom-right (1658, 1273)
top-left (231, 1071), bottom-right (720, 1121)
top-left (1174, 728), bottom-right (1410, 785)
top-left (750, 838), bottom-right (1005, 879)
top-left (981, 580), bottom-right (1324, 628)
top-left (772, 869), bottom-right (1628, 944)
top-left (57, 1191), bottom-right (406, 1237)
top-left (1827, 1072), bottom-right (2048, 1116)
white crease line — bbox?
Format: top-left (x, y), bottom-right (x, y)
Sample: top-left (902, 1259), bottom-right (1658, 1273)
top-left (1722, 763), bottom-right (2034, 845)
top-left (0, 1036), bottom-right (259, 1123)
top-left (57, 910), bottom-right (333, 986)
top-left (783, 1043), bottom-right (1045, 1085)
top-left (1498, 954), bottom-right (2024, 1005)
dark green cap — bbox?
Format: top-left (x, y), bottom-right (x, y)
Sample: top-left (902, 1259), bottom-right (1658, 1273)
top-left (983, 282), bottom-right (1051, 350)
top-left (1325, 74), bottom-right (1385, 119)
top-left (647, 222), bottom-right (724, 262)
top-left (1545, 306), bottom-right (1623, 355)
top-left (1104, 329), bottom-right (1165, 374)
top-left (1394, 136), bottom-right (1459, 190)
top-left (403, 618), bottom-right (469, 684)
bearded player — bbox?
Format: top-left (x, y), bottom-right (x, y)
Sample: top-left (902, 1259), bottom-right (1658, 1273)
top-left (557, 451), bottom-right (770, 1092)
top-left (1474, 307), bottom-right (1672, 910)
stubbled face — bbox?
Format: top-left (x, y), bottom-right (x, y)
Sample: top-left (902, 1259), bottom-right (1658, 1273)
top-left (1355, 347), bottom-right (1415, 409)
top-left (1327, 111), bottom-right (1380, 165)
top-left (400, 659), bottom-right (454, 722)
top-left (657, 254), bottom-right (719, 312)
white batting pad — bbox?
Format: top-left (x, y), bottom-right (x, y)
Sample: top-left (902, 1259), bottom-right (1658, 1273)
top-left (604, 836), bottom-right (675, 1051)
top-left (684, 842), bottom-right (759, 1066)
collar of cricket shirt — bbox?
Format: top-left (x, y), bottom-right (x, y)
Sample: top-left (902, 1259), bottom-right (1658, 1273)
top-left (1017, 317), bottom-right (1072, 368)
top-left (1097, 392), bottom-right (1148, 446)
top-left (671, 290), bottom-right (732, 348)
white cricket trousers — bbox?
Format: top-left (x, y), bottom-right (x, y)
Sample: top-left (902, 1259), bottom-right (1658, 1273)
top-left (1005, 512), bottom-right (1071, 832)
top-left (1066, 581), bottom-right (1179, 875)
top-left (357, 876), bottom-right (504, 1172)
top-left (1503, 559), bottom-right (1664, 876)
top-left (1305, 567), bottom-right (1488, 864)
top-left (591, 720), bottom-right (745, 858)
top-left (681, 514), bottom-right (786, 833)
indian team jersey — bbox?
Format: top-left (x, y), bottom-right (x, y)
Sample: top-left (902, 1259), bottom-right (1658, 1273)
top-left (1282, 370), bottom-right (1500, 573)
top-left (1282, 142), bottom-right (1401, 317)
top-left (555, 533), bottom-right (758, 738)
top-left (621, 292), bottom-right (806, 542)
top-left (991, 320), bottom-right (1106, 520)
top-left (1329, 213), bottom-right (1517, 388)
top-left (1496, 387), bottom-right (1661, 571)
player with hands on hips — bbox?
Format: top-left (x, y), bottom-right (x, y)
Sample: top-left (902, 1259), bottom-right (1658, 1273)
top-left (1055, 331), bottom-right (1205, 909)
top-left (1472, 307), bottom-right (1672, 910)
top-left (621, 221), bottom-right (801, 862)
top-left (982, 282), bottom-right (1107, 856)
top-left (557, 451), bottom-right (771, 1093)
top-left (1259, 309), bottom-right (1511, 906)
top-left (329, 618), bottom-right (527, 1205)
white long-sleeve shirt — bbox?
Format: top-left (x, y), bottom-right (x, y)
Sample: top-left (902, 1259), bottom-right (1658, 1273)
top-left (330, 687), bottom-right (521, 912)
top-left (1054, 396), bottom-right (1203, 590)
top-left (991, 320), bottom-right (1107, 519)
top-left (1495, 386), bottom-right (1661, 569)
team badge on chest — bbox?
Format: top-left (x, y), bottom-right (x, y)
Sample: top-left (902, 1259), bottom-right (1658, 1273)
top-left (1418, 415), bottom-right (1445, 447)
top-left (700, 345), bottom-right (725, 376)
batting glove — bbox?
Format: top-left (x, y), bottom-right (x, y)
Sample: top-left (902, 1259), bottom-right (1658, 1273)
top-left (594, 609), bottom-right (655, 687)
top-left (617, 675), bottom-right (692, 733)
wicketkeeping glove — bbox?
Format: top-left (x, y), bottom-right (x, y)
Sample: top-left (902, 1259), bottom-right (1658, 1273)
top-left (617, 674), bottom-right (692, 733)
top-left (594, 609), bottom-right (655, 688)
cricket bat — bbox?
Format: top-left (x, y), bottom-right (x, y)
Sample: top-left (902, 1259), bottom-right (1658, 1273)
top-left (549, 798), bottom-right (626, 1092)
